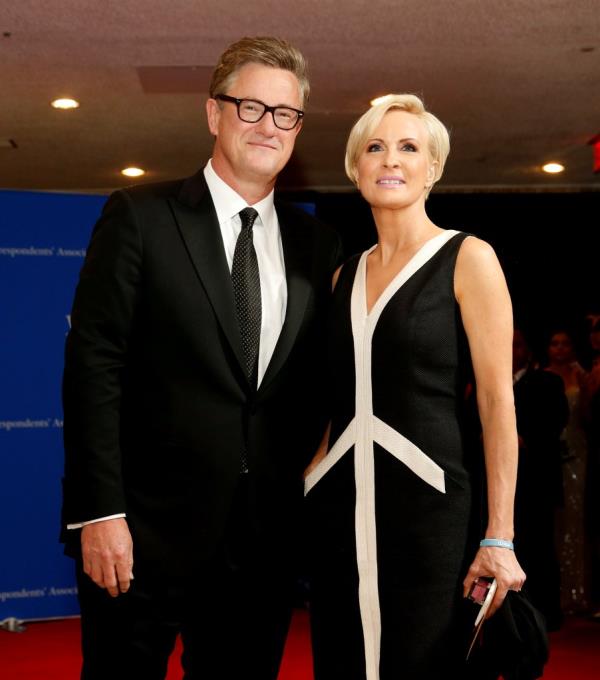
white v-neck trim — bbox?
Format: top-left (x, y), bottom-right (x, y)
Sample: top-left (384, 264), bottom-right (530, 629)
top-left (362, 230), bottom-right (459, 320)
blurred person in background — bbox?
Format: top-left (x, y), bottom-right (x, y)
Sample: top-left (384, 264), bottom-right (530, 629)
top-left (512, 327), bottom-right (568, 629)
top-left (584, 317), bottom-right (600, 619)
top-left (545, 329), bottom-right (591, 615)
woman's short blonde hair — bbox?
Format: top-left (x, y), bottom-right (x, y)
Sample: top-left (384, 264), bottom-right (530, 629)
top-left (345, 94), bottom-right (450, 198)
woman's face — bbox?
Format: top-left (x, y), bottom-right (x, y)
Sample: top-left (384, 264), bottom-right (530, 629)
top-left (355, 110), bottom-right (436, 211)
top-left (548, 332), bottom-right (574, 364)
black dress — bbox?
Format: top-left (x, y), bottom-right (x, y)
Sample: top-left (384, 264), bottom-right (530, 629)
top-left (305, 230), bottom-right (480, 680)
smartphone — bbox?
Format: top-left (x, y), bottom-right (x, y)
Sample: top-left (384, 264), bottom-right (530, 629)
top-left (467, 576), bottom-right (496, 606)
top-left (466, 577), bottom-right (497, 659)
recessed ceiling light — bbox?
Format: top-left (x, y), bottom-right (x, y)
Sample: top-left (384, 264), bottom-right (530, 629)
top-left (121, 167), bottom-right (146, 177)
top-left (51, 98), bottom-right (80, 110)
top-left (542, 162), bottom-right (565, 174)
top-left (370, 94), bottom-right (395, 107)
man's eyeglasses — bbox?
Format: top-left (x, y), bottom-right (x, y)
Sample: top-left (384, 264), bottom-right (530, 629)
top-left (215, 94), bottom-right (304, 130)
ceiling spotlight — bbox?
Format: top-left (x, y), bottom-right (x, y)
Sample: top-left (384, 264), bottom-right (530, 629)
top-left (121, 167), bottom-right (146, 178)
top-left (542, 162), bottom-right (564, 174)
top-left (51, 98), bottom-right (80, 110)
top-left (370, 94), bottom-right (395, 107)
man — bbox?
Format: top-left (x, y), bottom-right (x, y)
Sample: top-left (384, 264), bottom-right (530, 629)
top-left (512, 327), bottom-right (568, 630)
top-left (62, 36), bottom-right (341, 679)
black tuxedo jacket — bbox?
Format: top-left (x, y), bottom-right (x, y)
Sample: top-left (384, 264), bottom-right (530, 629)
top-left (61, 170), bottom-right (342, 579)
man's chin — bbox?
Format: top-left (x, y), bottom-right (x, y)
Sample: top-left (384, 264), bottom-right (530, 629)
top-left (245, 160), bottom-right (286, 183)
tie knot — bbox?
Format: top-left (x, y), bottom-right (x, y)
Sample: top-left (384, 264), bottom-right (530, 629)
top-left (239, 207), bottom-right (259, 231)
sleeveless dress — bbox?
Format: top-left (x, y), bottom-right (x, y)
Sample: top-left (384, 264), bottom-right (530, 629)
top-left (305, 230), bottom-right (479, 680)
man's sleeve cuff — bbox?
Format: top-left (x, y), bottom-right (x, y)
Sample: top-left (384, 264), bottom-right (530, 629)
top-left (66, 513), bottom-right (127, 530)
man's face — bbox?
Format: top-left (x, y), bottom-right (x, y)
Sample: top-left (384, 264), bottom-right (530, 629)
top-left (206, 63), bottom-right (303, 191)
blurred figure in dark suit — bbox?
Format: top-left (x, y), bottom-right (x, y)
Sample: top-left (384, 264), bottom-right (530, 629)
top-left (512, 328), bottom-right (568, 630)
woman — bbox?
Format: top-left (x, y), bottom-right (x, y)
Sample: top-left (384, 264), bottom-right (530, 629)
top-left (545, 329), bottom-right (591, 614)
top-left (304, 95), bottom-right (525, 679)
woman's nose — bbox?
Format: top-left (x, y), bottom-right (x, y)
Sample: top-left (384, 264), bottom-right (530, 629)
top-left (383, 151), bottom-right (400, 167)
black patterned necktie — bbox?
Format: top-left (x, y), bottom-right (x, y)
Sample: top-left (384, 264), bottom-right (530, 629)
top-left (231, 207), bottom-right (261, 391)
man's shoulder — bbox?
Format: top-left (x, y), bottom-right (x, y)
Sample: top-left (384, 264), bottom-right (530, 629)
top-left (101, 170), bottom-right (208, 220)
top-left (115, 177), bottom-right (187, 204)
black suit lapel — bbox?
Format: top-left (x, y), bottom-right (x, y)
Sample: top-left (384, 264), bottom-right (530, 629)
top-left (260, 203), bottom-right (312, 392)
top-left (168, 171), bottom-right (246, 378)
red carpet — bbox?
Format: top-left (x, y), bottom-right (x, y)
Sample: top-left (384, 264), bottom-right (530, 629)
top-left (1, 609), bottom-right (598, 679)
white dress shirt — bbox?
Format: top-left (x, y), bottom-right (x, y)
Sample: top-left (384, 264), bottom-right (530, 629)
top-left (203, 159), bottom-right (287, 386)
top-left (68, 160), bottom-right (287, 528)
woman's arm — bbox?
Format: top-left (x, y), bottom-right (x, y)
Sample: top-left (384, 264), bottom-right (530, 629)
top-left (455, 236), bottom-right (526, 616)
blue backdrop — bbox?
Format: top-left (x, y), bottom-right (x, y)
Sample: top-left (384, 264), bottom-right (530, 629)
top-left (0, 190), bottom-right (106, 621)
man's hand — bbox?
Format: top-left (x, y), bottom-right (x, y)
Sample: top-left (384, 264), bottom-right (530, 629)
top-left (81, 518), bottom-right (134, 597)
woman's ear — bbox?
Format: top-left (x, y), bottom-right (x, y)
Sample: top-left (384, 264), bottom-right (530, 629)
top-left (426, 161), bottom-right (438, 187)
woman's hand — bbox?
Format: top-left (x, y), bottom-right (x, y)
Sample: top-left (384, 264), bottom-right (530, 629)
top-left (463, 547), bottom-right (526, 617)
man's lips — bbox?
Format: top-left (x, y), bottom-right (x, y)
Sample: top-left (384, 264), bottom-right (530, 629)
top-left (248, 141), bottom-right (278, 150)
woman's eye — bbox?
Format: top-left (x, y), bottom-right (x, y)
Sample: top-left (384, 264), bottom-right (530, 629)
top-left (402, 143), bottom-right (417, 152)
top-left (367, 143), bottom-right (382, 152)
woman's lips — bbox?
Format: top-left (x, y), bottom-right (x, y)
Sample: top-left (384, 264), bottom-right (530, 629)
top-left (376, 176), bottom-right (405, 186)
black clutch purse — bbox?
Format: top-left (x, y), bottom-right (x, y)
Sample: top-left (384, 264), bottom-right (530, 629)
top-left (466, 588), bottom-right (549, 680)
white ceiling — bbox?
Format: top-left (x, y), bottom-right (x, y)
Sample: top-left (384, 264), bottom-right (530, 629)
top-left (1, 0), bottom-right (599, 193)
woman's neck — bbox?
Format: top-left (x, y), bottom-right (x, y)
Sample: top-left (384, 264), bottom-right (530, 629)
top-left (370, 204), bottom-right (440, 264)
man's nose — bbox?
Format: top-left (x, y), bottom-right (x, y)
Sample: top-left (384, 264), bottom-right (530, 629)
top-left (255, 110), bottom-right (278, 135)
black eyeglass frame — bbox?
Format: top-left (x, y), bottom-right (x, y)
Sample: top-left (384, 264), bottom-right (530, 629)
top-left (215, 94), bottom-right (304, 130)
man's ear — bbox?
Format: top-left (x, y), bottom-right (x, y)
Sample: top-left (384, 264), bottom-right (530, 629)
top-left (206, 98), bottom-right (220, 136)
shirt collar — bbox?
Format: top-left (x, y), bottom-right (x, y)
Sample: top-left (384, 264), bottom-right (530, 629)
top-left (203, 159), bottom-right (276, 230)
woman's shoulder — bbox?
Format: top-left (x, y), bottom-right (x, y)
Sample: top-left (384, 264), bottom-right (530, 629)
top-left (453, 234), bottom-right (508, 303)
top-left (454, 234), bottom-right (501, 277)
top-left (457, 233), bottom-right (496, 258)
